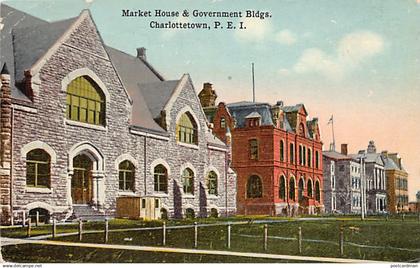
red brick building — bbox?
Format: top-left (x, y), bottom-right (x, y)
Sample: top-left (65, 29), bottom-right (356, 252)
top-left (200, 84), bottom-right (324, 216)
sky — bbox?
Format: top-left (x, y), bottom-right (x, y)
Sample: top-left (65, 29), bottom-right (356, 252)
top-left (2, 0), bottom-right (420, 201)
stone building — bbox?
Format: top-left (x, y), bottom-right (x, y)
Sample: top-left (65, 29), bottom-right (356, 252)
top-left (351, 141), bottom-right (387, 214)
top-left (200, 86), bottom-right (324, 216)
top-left (323, 144), bottom-right (362, 214)
top-left (0, 5), bottom-right (236, 225)
top-left (382, 151), bottom-right (409, 213)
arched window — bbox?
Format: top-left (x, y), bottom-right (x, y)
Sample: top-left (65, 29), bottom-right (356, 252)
top-left (26, 149), bottom-right (51, 188)
top-left (182, 168), bottom-right (194, 194)
top-left (154, 164), bottom-right (168, 193)
top-left (308, 149), bottom-right (312, 167)
top-left (207, 171), bottom-right (218, 195)
top-left (307, 179), bottom-right (313, 197)
top-left (315, 151), bottom-right (319, 169)
top-left (119, 160), bottom-right (135, 191)
top-left (66, 76), bottom-right (105, 125)
top-left (176, 112), bottom-right (198, 144)
top-left (249, 139), bottom-right (259, 160)
top-left (279, 175), bottom-right (286, 200)
top-left (315, 180), bottom-right (321, 202)
top-left (299, 123), bottom-right (305, 136)
top-left (289, 177), bottom-right (296, 201)
top-left (289, 143), bottom-right (295, 164)
top-left (298, 177), bottom-right (305, 202)
top-left (220, 117), bottom-right (226, 128)
top-left (303, 146), bottom-right (306, 166)
top-left (299, 145), bottom-right (303, 165)
top-left (280, 140), bottom-right (284, 162)
top-left (247, 175), bottom-right (262, 198)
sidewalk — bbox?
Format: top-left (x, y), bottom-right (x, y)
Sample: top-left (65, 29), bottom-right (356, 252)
top-left (0, 236), bottom-right (380, 263)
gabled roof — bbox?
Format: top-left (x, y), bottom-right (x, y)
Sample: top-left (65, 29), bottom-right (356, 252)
top-left (226, 102), bottom-right (274, 128)
top-left (323, 150), bottom-right (353, 161)
top-left (350, 153), bottom-right (384, 166)
top-left (282, 103), bottom-right (307, 115)
top-left (138, 80), bottom-right (179, 119)
top-left (0, 3), bottom-right (48, 101)
top-left (13, 17), bottom-right (78, 82)
top-left (245, 111), bottom-right (261, 119)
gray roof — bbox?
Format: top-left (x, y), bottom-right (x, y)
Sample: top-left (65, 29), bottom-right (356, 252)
top-left (13, 17), bottom-right (77, 82)
top-left (282, 103), bottom-right (307, 114)
top-left (384, 157), bottom-right (399, 170)
top-left (226, 102), bottom-right (274, 128)
top-left (350, 153), bottom-right (384, 166)
top-left (0, 3), bottom-right (48, 101)
top-left (138, 80), bottom-right (179, 119)
top-left (105, 46), bottom-right (167, 133)
top-left (323, 150), bottom-right (353, 161)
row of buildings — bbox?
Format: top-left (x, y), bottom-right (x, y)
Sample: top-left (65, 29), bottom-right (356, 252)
top-left (0, 5), bottom-right (412, 224)
top-left (323, 141), bottom-right (410, 214)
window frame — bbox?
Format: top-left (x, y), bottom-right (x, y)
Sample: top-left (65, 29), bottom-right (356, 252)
top-left (249, 139), bottom-right (259, 160)
top-left (182, 168), bottom-right (194, 195)
top-left (26, 149), bottom-right (51, 188)
top-left (154, 164), bottom-right (168, 193)
top-left (246, 175), bottom-right (263, 198)
top-left (207, 171), bottom-right (218, 196)
top-left (118, 160), bottom-right (135, 192)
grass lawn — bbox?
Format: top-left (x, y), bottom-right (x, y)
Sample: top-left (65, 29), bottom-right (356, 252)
top-left (2, 216), bottom-right (420, 262)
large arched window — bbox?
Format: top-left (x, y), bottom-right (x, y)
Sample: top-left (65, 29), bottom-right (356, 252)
top-left (26, 149), bottom-right (51, 188)
top-left (207, 171), bottom-right (218, 195)
top-left (66, 76), bottom-right (105, 126)
top-left (298, 177), bottom-right (305, 202)
top-left (307, 179), bottom-right (313, 197)
top-left (182, 168), bottom-right (194, 194)
top-left (289, 177), bottom-right (296, 201)
top-left (176, 112), bottom-right (198, 144)
top-left (119, 160), bottom-right (135, 191)
top-left (315, 180), bottom-right (321, 202)
top-left (279, 175), bottom-right (286, 200)
top-left (247, 175), bottom-right (262, 198)
top-left (154, 164), bottom-right (168, 193)
top-left (280, 140), bottom-right (284, 162)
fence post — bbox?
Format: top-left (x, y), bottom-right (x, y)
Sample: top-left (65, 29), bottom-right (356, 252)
top-left (227, 223), bottom-right (231, 249)
top-left (194, 222), bottom-right (198, 248)
top-left (298, 226), bottom-right (302, 254)
top-left (162, 221), bottom-right (166, 246)
top-left (22, 211), bottom-right (26, 227)
top-left (104, 218), bottom-right (109, 243)
top-left (35, 211), bottom-right (39, 227)
top-left (339, 227), bottom-right (344, 256)
top-left (263, 224), bottom-right (268, 251)
top-left (52, 218), bottom-right (57, 238)
top-left (78, 219), bottom-right (83, 241)
top-left (27, 218), bottom-right (31, 238)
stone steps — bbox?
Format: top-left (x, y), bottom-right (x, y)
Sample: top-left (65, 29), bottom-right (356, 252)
top-left (69, 205), bottom-right (107, 221)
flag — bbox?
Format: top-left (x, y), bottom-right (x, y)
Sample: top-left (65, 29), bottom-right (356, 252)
top-left (327, 115), bottom-right (333, 125)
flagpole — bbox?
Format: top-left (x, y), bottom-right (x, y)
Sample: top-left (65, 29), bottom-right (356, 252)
top-left (331, 115), bottom-right (335, 151)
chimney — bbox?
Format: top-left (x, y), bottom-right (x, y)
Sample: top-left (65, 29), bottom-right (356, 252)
top-left (276, 100), bottom-right (284, 107)
top-left (381, 150), bottom-right (388, 158)
top-left (198, 82), bottom-right (217, 108)
top-left (367, 140), bottom-right (376, 153)
top-left (136, 47), bottom-right (147, 60)
top-left (341, 144), bottom-right (348, 155)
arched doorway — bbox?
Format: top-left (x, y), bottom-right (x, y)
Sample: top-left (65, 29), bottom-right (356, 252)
top-left (71, 154), bottom-right (93, 204)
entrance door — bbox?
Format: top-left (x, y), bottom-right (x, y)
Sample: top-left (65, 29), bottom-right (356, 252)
top-left (71, 154), bottom-right (93, 204)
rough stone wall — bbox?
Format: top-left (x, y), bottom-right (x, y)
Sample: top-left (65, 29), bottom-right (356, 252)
top-left (9, 14), bottom-right (232, 222)
top-left (322, 156), bottom-right (334, 213)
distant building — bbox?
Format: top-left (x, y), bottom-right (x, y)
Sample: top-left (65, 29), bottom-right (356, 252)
top-left (382, 151), bottom-right (409, 213)
top-left (323, 144), bottom-right (362, 214)
top-left (417, 191), bottom-right (420, 202)
top-left (351, 141), bottom-right (387, 214)
top-left (200, 87), bottom-right (324, 216)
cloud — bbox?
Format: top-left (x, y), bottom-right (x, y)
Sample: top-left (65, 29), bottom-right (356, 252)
top-left (275, 29), bottom-right (297, 45)
top-left (278, 68), bottom-right (291, 76)
top-left (235, 17), bottom-right (272, 42)
top-left (367, 90), bottom-right (374, 97)
top-left (293, 31), bottom-right (385, 80)
top-left (85, 0), bottom-right (94, 4)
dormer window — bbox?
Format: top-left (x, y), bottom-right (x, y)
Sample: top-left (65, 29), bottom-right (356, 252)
top-left (245, 112), bottom-right (261, 127)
